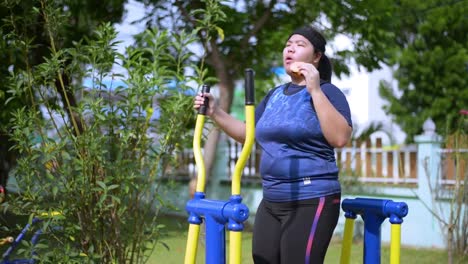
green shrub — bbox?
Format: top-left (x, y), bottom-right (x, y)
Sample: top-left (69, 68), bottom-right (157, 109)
top-left (3, 2), bottom-right (223, 262)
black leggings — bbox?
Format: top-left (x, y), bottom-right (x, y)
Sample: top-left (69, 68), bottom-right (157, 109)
top-left (252, 193), bottom-right (341, 264)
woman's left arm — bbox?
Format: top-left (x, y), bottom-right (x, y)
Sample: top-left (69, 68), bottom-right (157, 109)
top-left (309, 89), bottom-right (352, 147)
top-left (296, 62), bottom-right (352, 147)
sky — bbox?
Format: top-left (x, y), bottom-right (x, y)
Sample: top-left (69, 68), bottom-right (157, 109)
top-left (114, 0), bottom-right (147, 55)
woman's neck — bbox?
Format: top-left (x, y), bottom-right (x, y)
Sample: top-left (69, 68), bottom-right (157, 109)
top-left (290, 75), bottom-right (306, 85)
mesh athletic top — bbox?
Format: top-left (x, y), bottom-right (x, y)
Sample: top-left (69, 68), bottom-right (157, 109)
top-left (255, 82), bottom-right (352, 202)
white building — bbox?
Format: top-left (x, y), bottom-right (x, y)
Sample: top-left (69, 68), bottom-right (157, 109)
top-left (333, 65), bottom-right (407, 144)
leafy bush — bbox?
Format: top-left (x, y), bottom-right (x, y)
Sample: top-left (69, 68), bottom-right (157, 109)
top-left (3, 2), bottom-right (221, 263)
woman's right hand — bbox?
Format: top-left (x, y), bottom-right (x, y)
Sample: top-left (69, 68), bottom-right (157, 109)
top-left (193, 92), bottom-right (216, 117)
top-left (194, 91), bottom-right (246, 143)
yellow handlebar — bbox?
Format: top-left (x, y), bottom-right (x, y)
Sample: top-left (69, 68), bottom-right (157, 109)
top-left (193, 115), bottom-right (207, 193)
top-left (231, 105), bottom-right (255, 195)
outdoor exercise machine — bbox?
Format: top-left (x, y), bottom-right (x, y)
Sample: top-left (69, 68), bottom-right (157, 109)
top-left (340, 197), bottom-right (409, 264)
top-left (184, 69), bottom-right (255, 264)
top-left (1, 217), bottom-right (43, 264)
top-left (0, 212), bottom-right (63, 264)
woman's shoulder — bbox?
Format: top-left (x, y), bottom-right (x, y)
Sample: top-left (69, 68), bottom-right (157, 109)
top-left (320, 80), bottom-right (337, 89)
top-left (320, 81), bottom-right (346, 97)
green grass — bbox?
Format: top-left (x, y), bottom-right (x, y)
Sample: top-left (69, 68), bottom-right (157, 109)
top-left (149, 215), bottom-right (451, 264)
top-left (0, 212), bottom-right (455, 263)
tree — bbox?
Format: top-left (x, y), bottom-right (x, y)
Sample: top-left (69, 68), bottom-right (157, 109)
top-left (2, 1), bottom-right (217, 262)
top-left (379, 0), bottom-right (468, 142)
top-left (0, 0), bottom-right (127, 190)
top-left (136, 0), bottom-right (404, 184)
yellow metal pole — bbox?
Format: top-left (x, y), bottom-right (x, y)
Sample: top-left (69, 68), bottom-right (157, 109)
top-left (229, 105), bottom-right (255, 264)
top-left (231, 106), bottom-right (255, 196)
top-left (229, 69), bottom-right (255, 264)
top-left (229, 231), bottom-right (242, 264)
top-left (390, 224), bottom-right (401, 264)
top-left (193, 116), bottom-right (207, 193)
top-left (185, 224), bottom-right (201, 264)
top-left (340, 217), bottom-right (355, 264)
top-left (184, 84), bottom-right (210, 263)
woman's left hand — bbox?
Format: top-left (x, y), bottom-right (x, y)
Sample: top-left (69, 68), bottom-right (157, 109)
top-left (291, 62), bottom-right (321, 94)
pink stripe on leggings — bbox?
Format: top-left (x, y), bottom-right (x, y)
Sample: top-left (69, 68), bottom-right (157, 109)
top-left (305, 196), bottom-right (325, 264)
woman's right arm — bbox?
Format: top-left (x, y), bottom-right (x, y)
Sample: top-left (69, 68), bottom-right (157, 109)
top-left (194, 93), bottom-right (246, 143)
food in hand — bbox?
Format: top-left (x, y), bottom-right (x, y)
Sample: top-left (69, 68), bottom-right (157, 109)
top-left (290, 62), bottom-right (301, 75)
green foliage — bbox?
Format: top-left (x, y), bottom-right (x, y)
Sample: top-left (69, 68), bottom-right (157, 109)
top-left (2, 1), bottom-right (222, 263)
top-left (325, 0), bottom-right (468, 143)
top-left (139, 0), bottom-right (398, 104)
top-left (139, 0), bottom-right (467, 144)
top-left (379, 0), bottom-right (468, 142)
top-left (0, 0), bottom-right (128, 196)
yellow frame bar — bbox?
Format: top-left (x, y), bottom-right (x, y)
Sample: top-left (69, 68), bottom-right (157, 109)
top-left (193, 116), bottom-right (207, 193)
top-left (231, 105), bottom-right (255, 195)
top-left (229, 105), bottom-right (255, 264)
top-left (390, 224), bottom-right (401, 264)
top-left (340, 217), bottom-right (355, 264)
top-left (184, 224), bottom-right (201, 264)
top-left (184, 114), bottom-right (206, 264)
top-left (229, 231), bottom-right (242, 264)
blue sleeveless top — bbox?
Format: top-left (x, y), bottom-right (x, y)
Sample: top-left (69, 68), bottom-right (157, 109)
top-left (255, 82), bottom-right (352, 202)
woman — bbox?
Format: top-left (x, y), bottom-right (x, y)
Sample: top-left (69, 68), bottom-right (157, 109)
top-left (194, 26), bottom-right (352, 264)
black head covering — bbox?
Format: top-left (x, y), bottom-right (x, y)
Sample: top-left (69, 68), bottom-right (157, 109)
top-left (288, 26), bottom-right (332, 82)
top-left (289, 27), bottom-right (326, 53)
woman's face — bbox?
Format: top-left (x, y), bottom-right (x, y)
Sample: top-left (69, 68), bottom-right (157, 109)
top-left (283, 34), bottom-right (321, 76)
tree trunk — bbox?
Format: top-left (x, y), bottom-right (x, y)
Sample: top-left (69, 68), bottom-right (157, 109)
top-left (448, 225), bottom-right (453, 264)
top-left (0, 134), bottom-right (15, 191)
top-left (204, 38), bottom-right (234, 179)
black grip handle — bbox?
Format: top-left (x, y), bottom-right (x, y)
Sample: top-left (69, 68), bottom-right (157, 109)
top-left (244, 69), bottom-right (255, 105)
top-left (198, 84), bottom-right (211, 115)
